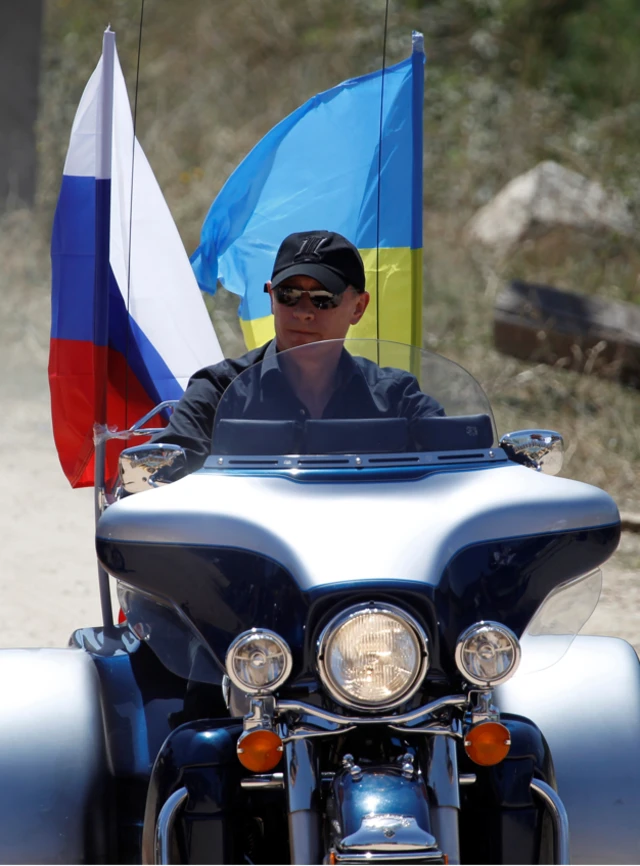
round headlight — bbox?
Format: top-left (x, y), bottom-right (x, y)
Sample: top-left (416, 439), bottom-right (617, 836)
top-left (317, 603), bottom-right (429, 710)
top-left (226, 629), bottom-right (292, 694)
top-left (455, 622), bottom-right (521, 686)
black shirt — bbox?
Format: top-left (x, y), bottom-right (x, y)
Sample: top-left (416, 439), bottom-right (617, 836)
top-left (152, 340), bottom-right (443, 472)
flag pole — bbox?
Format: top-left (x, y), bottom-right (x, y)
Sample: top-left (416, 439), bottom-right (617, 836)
top-left (375, 0), bottom-right (391, 355)
top-left (410, 30), bottom-right (425, 351)
top-left (93, 27), bottom-right (115, 628)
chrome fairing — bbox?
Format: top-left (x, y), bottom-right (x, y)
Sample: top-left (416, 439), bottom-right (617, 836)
top-left (97, 462), bottom-right (618, 588)
top-left (495, 635), bottom-right (640, 865)
top-left (97, 463), bottom-right (619, 683)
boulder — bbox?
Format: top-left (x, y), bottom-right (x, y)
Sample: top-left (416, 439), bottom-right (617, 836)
top-left (466, 161), bottom-right (635, 255)
top-left (494, 279), bottom-right (640, 386)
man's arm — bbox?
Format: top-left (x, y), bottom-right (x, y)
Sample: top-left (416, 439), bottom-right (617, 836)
top-left (149, 371), bottom-right (224, 474)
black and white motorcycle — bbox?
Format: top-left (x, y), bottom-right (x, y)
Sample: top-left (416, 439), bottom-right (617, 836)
top-left (1, 339), bottom-right (638, 865)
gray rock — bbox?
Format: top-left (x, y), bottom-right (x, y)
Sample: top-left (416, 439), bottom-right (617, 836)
top-left (466, 160), bottom-right (635, 255)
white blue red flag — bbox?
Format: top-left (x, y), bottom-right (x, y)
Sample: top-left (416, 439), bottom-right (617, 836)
top-left (49, 30), bottom-right (222, 488)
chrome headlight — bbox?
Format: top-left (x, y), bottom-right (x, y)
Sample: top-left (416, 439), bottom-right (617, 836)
top-left (225, 629), bottom-right (292, 694)
top-left (317, 603), bottom-right (429, 710)
top-left (455, 621), bottom-right (521, 686)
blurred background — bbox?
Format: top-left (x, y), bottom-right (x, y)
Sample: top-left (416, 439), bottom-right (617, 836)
top-left (0, 0), bottom-right (639, 644)
top-left (3, 0), bottom-right (640, 498)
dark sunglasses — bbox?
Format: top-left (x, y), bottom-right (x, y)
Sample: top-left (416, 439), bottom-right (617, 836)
top-left (267, 284), bottom-right (343, 310)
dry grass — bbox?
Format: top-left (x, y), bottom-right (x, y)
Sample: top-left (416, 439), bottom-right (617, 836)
top-left (0, 210), bottom-right (51, 397)
top-left (422, 218), bottom-right (640, 506)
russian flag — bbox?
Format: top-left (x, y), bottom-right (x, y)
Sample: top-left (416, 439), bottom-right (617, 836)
top-left (49, 29), bottom-right (222, 488)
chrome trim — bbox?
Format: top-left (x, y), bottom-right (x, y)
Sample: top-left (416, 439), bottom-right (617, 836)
top-left (329, 850), bottom-right (444, 863)
top-left (93, 432), bottom-right (114, 624)
top-left (400, 752), bottom-right (415, 779)
top-left (530, 779), bottom-right (570, 865)
top-left (465, 689), bottom-right (499, 725)
top-left (225, 628), bottom-right (293, 694)
top-left (240, 773), bottom-right (284, 790)
top-left (342, 753), bottom-right (363, 782)
top-left (282, 724), bottom-right (357, 742)
top-left (316, 603), bottom-right (429, 711)
top-left (127, 401), bottom-right (180, 434)
top-left (285, 736), bottom-right (318, 812)
top-left (276, 694), bottom-right (467, 728)
top-left (96, 400), bottom-right (179, 515)
top-left (245, 695), bottom-right (276, 729)
top-left (426, 736), bottom-right (460, 809)
top-left (500, 429), bottom-right (564, 476)
top-left (207, 448), bottom-right (507, 471)
top-left (425, 736), bottom-right (461, 864)
top-left (339, 814), bottom-right (438, 852)
top-left (221, 674), bottom-right (231, 709)
top-left (106, 400), bottom-right (180, 441)
top-left (454, 621), bottom-right (521, 687)
top-left (154, 786), bottom-right (188, 865)
top-left (388, 723), bottom-right (461, 737)
top-left (240, 697), bottom-right (277, 743)
top-left (459, 774), bottom-right (477, 785)
top-left (284, 736), bottom-right (321, 865)
top-left (118, 443), bottom-right (187, 495)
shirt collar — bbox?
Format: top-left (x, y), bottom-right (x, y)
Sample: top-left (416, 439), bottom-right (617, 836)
top-left (259, 339), bottom-right (361, 391)
top-left (259, 339), bottom-right (280, 384)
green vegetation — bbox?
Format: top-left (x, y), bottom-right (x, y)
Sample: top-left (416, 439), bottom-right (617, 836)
top-left (15, 0), bottom-right (640, 501)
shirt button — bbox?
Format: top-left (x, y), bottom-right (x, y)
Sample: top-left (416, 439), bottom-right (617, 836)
top-left (300, 409), bottom-right (305, 416)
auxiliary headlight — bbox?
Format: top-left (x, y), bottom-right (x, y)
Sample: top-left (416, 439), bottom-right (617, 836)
top-left (225, 629), bottom-right (293, 694)
top-left (317, 603), bottom-right (429, 710)
top-left (455, 621), bottom-right (521, 687)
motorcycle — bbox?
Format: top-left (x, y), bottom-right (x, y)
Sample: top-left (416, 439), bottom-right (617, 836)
top-left (1, 338), bottom-right (638, 865)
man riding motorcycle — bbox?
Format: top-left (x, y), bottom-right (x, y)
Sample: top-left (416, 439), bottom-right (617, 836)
top-left (151, 229), bottom-right (442, 472)
top-left (87, 230), bottom-right (637, 866)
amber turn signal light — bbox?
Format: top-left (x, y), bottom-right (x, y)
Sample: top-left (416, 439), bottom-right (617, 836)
top-left (464, 721), bottom-right (511, 766)
top-left (237, 729), bottom-right (283, 772)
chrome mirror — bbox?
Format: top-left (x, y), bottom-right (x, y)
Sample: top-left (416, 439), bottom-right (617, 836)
top-left (499, 430), bottom-right (564, 476)
top-left (118, 443), bottom-right (187, 495)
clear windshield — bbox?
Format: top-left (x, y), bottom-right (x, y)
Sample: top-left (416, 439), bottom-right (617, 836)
top-left (518, 568), bottom-right (602, 675)
top-left (212, 339), bottom-right (496, 457)
top-left (118, 582), bottom-right (223, 684)
top-left (118, 570), bottom-right (602, 685)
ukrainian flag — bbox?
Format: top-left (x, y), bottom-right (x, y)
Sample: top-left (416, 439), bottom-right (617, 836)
top-left (191, 32), bottom-right (424, 351)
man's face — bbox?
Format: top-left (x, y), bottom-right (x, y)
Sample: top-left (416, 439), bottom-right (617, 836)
top-left (267, 274), bottom-right (370, 351)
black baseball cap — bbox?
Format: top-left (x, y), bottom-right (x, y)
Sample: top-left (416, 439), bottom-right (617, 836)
top-left (269, 230), bottom-right (366, 295)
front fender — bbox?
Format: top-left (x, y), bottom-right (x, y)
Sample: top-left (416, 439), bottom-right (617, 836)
top-left (326, 766), bottom-right (442, 859)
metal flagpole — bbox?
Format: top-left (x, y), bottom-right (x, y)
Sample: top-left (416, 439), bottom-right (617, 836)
top-left (374, 0), bottom-right (391, 368)
top-left (93, 26), bottom-right (116, 628)
top-left (375, 0), bottom-right (391, 346)
top-left (410, 30), bottom-right (425, 352)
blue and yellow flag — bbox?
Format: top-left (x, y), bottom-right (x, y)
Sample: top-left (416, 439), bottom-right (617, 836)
top-left (191, 32), bottom-right (424, 350)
